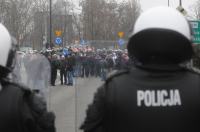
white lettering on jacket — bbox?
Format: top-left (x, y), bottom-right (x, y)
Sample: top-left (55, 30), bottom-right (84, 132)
top-left (137, 90), bottom-right (181, 107)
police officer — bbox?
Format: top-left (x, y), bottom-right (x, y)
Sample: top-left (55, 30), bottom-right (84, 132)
top-left (0, 24), bottom-right (55, 132)
top-left (80, 7), bottom-right (200, 132)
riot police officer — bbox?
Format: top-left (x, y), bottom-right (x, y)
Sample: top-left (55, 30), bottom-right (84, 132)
top-left (80, 7), bottom-right (200, 132)
top-left (0, 23), bottom-right (55, 132)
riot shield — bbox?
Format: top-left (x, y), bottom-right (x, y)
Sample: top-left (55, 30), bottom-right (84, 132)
top-left (12, 52), bottom-right (51, 102)
top-left (12, 51), bottom-right (25, 83)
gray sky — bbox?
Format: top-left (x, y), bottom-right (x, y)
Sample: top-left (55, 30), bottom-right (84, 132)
top-left (72, 0), bottom-right (198, 18)
top-left (139, 0), bottom-right (198, 17)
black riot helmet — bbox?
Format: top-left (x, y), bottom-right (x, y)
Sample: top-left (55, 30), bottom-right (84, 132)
top-left (127, 6), bottom-right (194, 64)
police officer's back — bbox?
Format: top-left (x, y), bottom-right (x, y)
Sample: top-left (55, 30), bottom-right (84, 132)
top-left (80, 7), bottom-right (200, 132)
top-left (0, 24), bottom-right (55, 132)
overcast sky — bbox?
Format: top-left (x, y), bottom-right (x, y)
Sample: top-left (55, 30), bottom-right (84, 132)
top-left (72, 0), bottom-right (198, 18)
top-left (139, 0), bottom-right (197, 17)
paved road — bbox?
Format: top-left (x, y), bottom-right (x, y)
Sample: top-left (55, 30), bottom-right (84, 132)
top-left (76, 77), bottom-right (103, 132)
top-left (48, 77), bottom-right (103, 132)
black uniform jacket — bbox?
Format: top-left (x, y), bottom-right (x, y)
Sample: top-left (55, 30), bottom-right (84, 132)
top-left (0, 81), bottom-right (55, 132)
top-left (81, 65), bottom-right (200, 132)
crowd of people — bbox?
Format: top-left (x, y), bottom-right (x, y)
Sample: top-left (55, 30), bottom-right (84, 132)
top-left (2, 6), bottom-right (199, 132)
top-left (43, 47), bottom-right (131, 86)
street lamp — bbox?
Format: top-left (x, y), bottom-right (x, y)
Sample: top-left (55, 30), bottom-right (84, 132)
top-left (63, 1), bottom-right (67, 48)
top-left (179, 0), bottom-right (182, 6)
top-left (49, 0), bottom-right (52, 49)
top-left (168, 0), bottom-right (170, 7)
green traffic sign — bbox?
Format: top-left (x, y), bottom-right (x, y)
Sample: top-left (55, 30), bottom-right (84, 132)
top-left (190, 20), bottom-right (200, 44)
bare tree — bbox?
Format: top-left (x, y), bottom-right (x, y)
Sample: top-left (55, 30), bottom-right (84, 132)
top-left (193, 1), bottom-right (200, 19)
top-left (0, 0), bottom-right (50, 49)
top-left (80, 0), bottom-right (141, 41)
top-left (0, 0), bottom-right (41, 47)
top-left (0, 0), bottom-right (140, 49)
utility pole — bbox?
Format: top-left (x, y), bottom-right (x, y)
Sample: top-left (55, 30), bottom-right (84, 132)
top-left (64, 1), bottom-right (67, 48)
top-left (48, 0), bottom-right (52, 111)
top-left (168, 0), bottom-right (170, 7)
top-left (179, 0), bottom-right (182, 6)
top-left (49, 0), bottom-right (52, 49)
top-left (129, 0), bottom-right (133, 8)
top-left (90, 0), bottom-right (94, 41)
top-left (44, 8), bottom-right (48, 50)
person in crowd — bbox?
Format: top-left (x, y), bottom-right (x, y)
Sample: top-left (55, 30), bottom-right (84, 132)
top-left (99, 57), bottom-right (108, 81)
top-left (94, 55), bottom-right (102, 77)
top-left (59, 55), bottom-right (67, 85)
top-left (50, 54), bottom-right (59, 86)
top-left (66, 54), bottom-right (74, 86)
top-left (81, 54), bottom-right (86, 78)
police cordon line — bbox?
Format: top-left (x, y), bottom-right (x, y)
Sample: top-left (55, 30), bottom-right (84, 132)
top-left (1, 5), bottom-right (200, 132)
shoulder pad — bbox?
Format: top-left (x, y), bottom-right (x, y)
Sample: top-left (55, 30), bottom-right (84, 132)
top-left (106, 70), bottom-right (129, 83)
top-left (1, 79), bottom-right (32, 94)
top-left (12, 82), bottom-right (32, 93)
